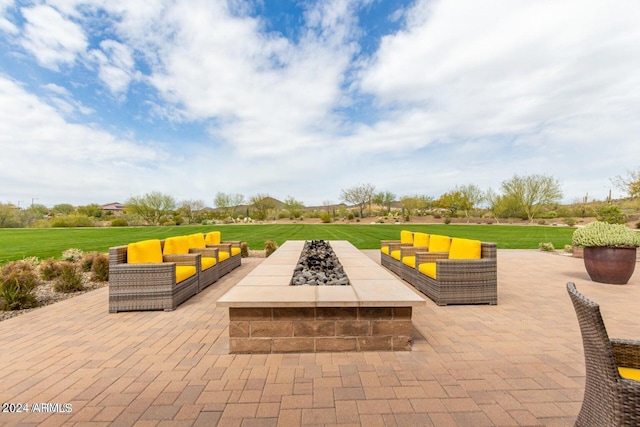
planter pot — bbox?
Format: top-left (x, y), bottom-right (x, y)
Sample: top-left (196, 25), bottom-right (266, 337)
top-left (583, 246), bottom-right (637, 284)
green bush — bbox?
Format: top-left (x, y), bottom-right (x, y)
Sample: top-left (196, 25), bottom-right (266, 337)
top-left (53, 262), bottom-right (84, 293)
top-left (39, 258), bottom-right (63, 280)
top-left (90, 254), bottom-right (109, 282)
top-left (538, 242), bottom-right (555, 251)
top-left (563, 217), bottom-right (577, 227)
top-left (265, 240), bottom-right (278, 257)
top-left (110, 218), bottom-right (128, 227)
top-left (240, 242), bottom-right (249, 258)
top-left (596, 205), bottom-right (626, 224)
top-left (62, 248), bottom-right (84, 262)
top-left (320, 212), bottom-right (333, 223)
top-left (0, 261), bottom-right (40, 310)
top-left (50, 214), bottom-right (94, 227)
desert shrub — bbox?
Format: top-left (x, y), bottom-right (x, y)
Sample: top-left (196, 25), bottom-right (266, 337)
top-left (538, 242), bottom-right (555, 252)
top-left (240, 242), bottom-right (249, 258)
top-left (597, 205), bottom-right (626, 224)
top-left (538, 219), bottom-right (546, 225)
top-left (51, 214), bottom-right (94, 228)
top-left (444, 217), bottom-right (451, 224)
top-left (636, 221), bottom-right (640, 229)
top-left (563, 217), bottom-right (577, 227)
top-left (40, 258), bottom-right (63, 280)
top-left (265, 240), bottom-right (278, 257)
top-left (91, 254), bottom-right (109, 282)
top-left (320, 212), bottom-right (332, 223)
top-left (564, 244), bottom-right (573, 253)
top-left (347, 213), bottom-right (354, 220)
top-left (110, 218), bottom-right (128, 227)
top-left (0, 261), bottom-right (40, 310)
top-left (62, 248), bottom-right (84, 262)
top-left (53, 262), bottom-right (84, 293)
top-left (80, 252), bottom-right (98, 272)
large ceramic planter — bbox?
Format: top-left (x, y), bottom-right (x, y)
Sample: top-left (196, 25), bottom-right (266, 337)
top-left (583, 246), bottom-right (637, 284)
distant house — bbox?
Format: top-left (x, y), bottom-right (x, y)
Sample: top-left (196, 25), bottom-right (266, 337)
top-left (102, 202), bottom-right (124, 217)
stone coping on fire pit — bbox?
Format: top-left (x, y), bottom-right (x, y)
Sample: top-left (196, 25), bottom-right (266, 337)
top-left (217, 240), bottom-right (425, 308)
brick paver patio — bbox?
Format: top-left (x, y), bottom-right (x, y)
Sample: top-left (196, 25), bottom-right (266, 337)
top-left (1, 249), bottom-right (638, 426)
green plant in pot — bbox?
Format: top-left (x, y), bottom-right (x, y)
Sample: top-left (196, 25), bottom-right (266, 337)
top-left (572, 221), bottom-right (640, 284)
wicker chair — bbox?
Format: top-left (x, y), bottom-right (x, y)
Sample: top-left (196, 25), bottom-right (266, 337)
top-left (108, 239), bottom-right (200, 313)
top-left (398, 232), bottom-right (431, 283)
top-left (162, 234), bottom-right (220, 293)
top-left (205, 231), bottom-right (241, 277)
top-left (567, 282), bottom-right (640, 426)
top-left (414, 240), bottom-right (497, 305)
top-left (380, 230), bottom-right (413, 272)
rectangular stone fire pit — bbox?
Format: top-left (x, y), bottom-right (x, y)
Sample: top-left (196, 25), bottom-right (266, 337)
top-left (217, 240), bottom-right (425, 353)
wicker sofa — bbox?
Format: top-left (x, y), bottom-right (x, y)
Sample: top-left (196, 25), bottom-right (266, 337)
top-left (400, 234), bottom-right (451, 285)
top-left (108, 239), bottom-right (200, 313)
top-left (380, 230), bottom-right (414, 276)
top-left (413, 238), bottom-right (497, 306)
top-left (204, 231), bottom-right (241, 277)
top-left (163, 234), bottom-right (220, 292)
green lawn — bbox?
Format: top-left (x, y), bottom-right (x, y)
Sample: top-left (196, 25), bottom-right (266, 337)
top-left (0, 223), bottom-right (576, 264)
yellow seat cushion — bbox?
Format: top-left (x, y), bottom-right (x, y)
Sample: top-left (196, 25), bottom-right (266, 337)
top-left (402, 256), bottom-right (416, 268)
top-left (163, 236), bottom-right (190, 255)
top-left (381, 246), bottom-right (390, 255)
top-left (201, 257), bottom-right (217, 270)
top-left (619, 367), bottom-right (640, 381)
top-left (175, 265), bottom-right (196, 283)
top-left (400, 230), bottom-right (413, 244)
top-left (188, 233), bottom-right (206, 249)
top-left (231, 247), bottom-right (241, 257)
top-left (429, 235), bottom-right (451, 253)
top-left (219, 251), bottom-right (230, 262)
top-left (205, 231), bottom-right (221, 245)
top-left (449, 238), bottom-right (482, 260)
top-left (418, 262), bottom-right (437, 279)
top-left (127, 240), bottom-right (163, 264)
top-left (390, 250), bottom-right (402, 261)
top-left (413, 232), bottom-right (430, 247)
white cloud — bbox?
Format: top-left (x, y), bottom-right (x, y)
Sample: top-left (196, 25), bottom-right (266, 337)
top-left (90, 39), bottom-right (137, 95)
top-left (0, 0), bottom-right (17, 34)
top-left (0, 76), bottom-right (166, 205)
top-left (19, 4), bottom-right (87, 70)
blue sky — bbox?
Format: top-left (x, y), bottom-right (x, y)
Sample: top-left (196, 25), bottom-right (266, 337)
top-left (1, 0), bottom-right (639, 208)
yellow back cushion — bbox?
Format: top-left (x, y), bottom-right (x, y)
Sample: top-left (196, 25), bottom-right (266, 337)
top-left (205, 231), bottom-right (221, 245)
top-left (400, 230), bottom-right (413, 244)
top-left (163, 236), bottom-right (190, 255)
top-left (429, 235), bottom-right (451, 253)
top-left (413, 232), bottom-right (430, 247)
top-left (188, 233), bottom-right (206, 249)
top-left (127, 240), bottom-right (163, 264)
top-left (449, 238), bottom-right (482, 260)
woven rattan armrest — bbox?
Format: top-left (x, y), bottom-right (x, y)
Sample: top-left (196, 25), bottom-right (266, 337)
top-left (381, 239), bottom-right (400, 248)
top-left (190, 247), bottom-right (219, 262)
top-left (400, 246), bottom-right (429, 257)
top-left (388, 242), bottom-right (412, 252)
top-left (206, 243), bottom-right (232, 253)
top-left (612, 338), bottom-right (640, 369)
top-left (415, 252), bottom-right (449, 265)
top-left (163, 253), bottom-right (201, 270)
top-left (223, 240), bottom-right (241, 249)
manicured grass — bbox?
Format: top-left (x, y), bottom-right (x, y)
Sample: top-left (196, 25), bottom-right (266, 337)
top-left (0, 223), bottom-right (576, 264)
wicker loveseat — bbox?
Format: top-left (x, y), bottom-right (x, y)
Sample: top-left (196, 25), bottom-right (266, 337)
top-left (567, 282), bottom-right (640, 426)
top-left (414, 238), bottom-right (497, 305)
top-left (108, 239), bottom-right (200, 313)
top-left (400, 234), bottom-right (451, 285)
top-left (163, 234), bottom-right (220, 292)
top-left (204, 231), bottom-right (241, 277)
top-left (380, 230), bottom-right (414, 276)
